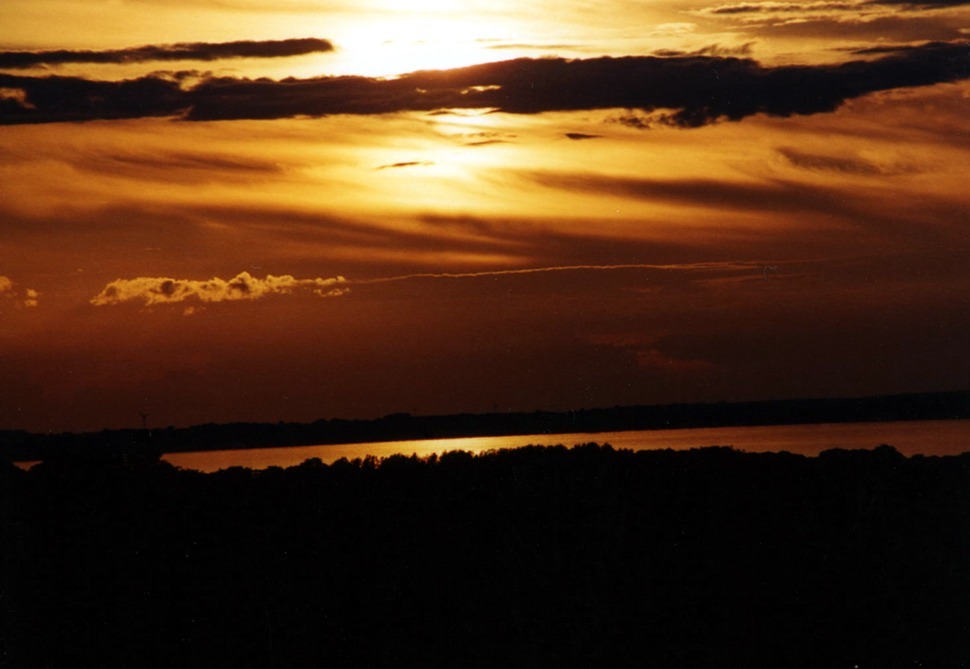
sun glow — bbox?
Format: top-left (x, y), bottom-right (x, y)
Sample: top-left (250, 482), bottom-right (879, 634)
top-left (298, 13), bottom-right (523, 78)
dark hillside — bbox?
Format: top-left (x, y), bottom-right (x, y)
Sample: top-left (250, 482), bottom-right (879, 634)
top-left (2, 444), bottom-right (968, 668)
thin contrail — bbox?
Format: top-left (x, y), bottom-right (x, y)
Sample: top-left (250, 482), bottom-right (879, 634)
top-left (350, 262), bottom-right (759, 285)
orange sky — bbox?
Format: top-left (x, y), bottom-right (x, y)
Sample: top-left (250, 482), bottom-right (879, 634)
top-left (1, 1), bottom-right (969, 432)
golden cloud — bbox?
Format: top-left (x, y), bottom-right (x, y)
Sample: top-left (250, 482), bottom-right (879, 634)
top-left (90, 271), bottom-right (348, 306)
top-left (0, 275), bottom-right (39, 307)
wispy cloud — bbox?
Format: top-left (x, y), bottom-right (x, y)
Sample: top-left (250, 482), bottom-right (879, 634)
top-left (376, 161), bottom-right (434, 170)
top-left (694, 0), bottom-right (970, 32)
top-left (0, 38), bottom-right (334, 69)
top-left (527, 172), bottom-right (856, 216)
top-left (698, 0), bottom-right (863, 17)
top-left (0, 275), bottom-right (39, 307)
top-left (91, 271), bottom-right (348, 307)
top-left (588, 334), bottom-right (717, 373)
top-left (2, 41), bottom-right (966, 126)
top-left (871, 0), bottom-right (970, 6)
top-left (777, 146), bottom-right (914, 174)
top-left (652, 42), bottom-right (756, 57)
top-left (353, 262), bottom-right (766, 285)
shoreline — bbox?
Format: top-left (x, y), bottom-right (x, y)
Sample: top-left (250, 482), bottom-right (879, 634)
top-left (3, 389), bottom-right (968, 462)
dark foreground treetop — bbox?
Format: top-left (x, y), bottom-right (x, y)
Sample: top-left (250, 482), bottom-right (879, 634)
top-left (2, 444), bottom-right (968, 668)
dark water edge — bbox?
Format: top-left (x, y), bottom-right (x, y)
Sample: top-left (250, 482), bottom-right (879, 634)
top-left (2, 444), bottom-right (968, 668)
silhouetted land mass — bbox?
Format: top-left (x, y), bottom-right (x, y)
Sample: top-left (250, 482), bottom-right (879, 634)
top-left (2, 389), bottom-right (968, 461)
top-left (1, 444), bottom-right (968, 668)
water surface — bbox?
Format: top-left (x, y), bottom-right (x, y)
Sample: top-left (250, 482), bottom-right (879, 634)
top-left (164, 419), bottom-right (970, 472)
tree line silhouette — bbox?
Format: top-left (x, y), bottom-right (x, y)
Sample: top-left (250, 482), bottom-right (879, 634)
top-left (2, 389), bottom-right (967, 461)
top-left (2, 443), bottom-right (967, 668)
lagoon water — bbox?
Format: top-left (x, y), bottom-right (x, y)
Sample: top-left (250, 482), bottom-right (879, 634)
top-left (164, 418), bottom-right (970, 472)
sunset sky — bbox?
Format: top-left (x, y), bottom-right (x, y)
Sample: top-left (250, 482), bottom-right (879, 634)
top-left (1, 0), bottom-right (968, 433)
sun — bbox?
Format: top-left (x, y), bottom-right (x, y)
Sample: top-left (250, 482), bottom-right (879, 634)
top-left (297, 7), bottom-right (525, 78)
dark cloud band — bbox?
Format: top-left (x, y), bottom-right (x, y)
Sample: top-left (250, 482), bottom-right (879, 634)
top-left (869, 0), bottom-right (970, 6)
top-left (0, 38), bottom-right (334, 69)
top-left (701, 1), bottom-right (860, 14)
top-left (1, 40), bottom-right (966, 126)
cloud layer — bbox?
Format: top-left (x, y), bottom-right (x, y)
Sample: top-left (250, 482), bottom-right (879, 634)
top-left (0, 38), bottom-right (334, 69)
top-left (91, 271), bottom-right (348, 306)
top-left (1, 40), bottom-right (966, 126)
